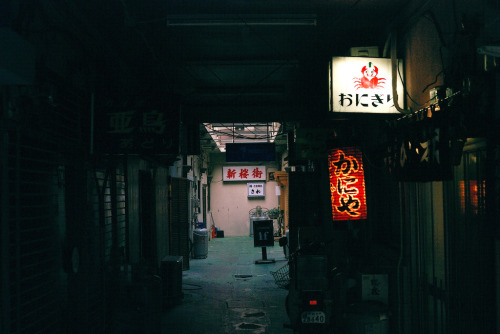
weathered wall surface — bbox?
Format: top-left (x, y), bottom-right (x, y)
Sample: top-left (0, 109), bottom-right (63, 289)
top-left (209, 153), bottom-right (280, 236)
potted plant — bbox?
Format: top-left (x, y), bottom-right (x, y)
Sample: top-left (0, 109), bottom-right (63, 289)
top-left (267, 207), bottom-right (280, 219)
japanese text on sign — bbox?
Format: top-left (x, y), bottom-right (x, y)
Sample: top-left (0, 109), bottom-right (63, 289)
top-left (247, 183), bottom-right (265, 197)
top-left (253, 220), bottom-right (274, 247)
top-left (223, 166), bottom-right (267, 181)
top-left (328, 147), bottom-right (367, 221)
top-left (97, 105), bottom-right (178, 155)
top-left (329, 57), bottom-right (404, 113)
top-left (107, 109), bottom-right (171, 151)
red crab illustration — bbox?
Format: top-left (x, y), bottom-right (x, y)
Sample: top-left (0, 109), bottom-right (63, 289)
top-left (353, 62), bottom-right (386, 89)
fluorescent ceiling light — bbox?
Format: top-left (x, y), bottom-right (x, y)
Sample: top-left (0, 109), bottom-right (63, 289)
top-left (167, 14), bottom-right (316, 27)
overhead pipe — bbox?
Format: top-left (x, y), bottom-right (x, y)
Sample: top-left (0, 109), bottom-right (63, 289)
top-left (390, 31), bottom-right (411, 115)
top-left (1, 131), bottom-right (10, 333)
top-left (90, 92), bottom-right (95, 155)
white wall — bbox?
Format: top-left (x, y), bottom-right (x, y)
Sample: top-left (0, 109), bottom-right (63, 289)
top-left (209, 153), bottom-right (280, 236)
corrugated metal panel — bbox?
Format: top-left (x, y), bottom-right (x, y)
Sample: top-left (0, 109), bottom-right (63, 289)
top-left (170, 177), bottom-right (190, 270)
top-left (4, 81), bottom-right (87, 333)
top-left (7, 137), bottom-right (62, 334)
top-left (93, 163), bottom-right (127, 264)
top-left (401, 138), bottom-right (494, 334)
top-left (1, 80), bottom-right (116, 334)
top-left (447, 139), bottom-right (493, 334)
top-left (116, 169), bottom-right (127, 257)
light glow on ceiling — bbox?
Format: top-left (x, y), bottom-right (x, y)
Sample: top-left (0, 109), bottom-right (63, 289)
top-left (203, 122), bottom-right (281, 152)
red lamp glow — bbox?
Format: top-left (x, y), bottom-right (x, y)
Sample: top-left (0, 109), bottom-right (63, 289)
top-left (328, 147), bottom-right (368, 221)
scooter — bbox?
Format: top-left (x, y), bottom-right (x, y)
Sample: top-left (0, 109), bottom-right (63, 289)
top-left (281, 237), bottom-right (334, 334)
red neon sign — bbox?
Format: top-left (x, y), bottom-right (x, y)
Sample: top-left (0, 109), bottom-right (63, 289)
top-left (328, 147), bottom-right (367, 221)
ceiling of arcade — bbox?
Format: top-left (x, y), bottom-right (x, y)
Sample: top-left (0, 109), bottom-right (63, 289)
top-left (10, 0), bottom-right (413, 121)
top-left (13, 0), bottom-right (488, 156)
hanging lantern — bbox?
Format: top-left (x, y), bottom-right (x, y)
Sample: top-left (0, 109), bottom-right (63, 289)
top-left (328, 147), bottom-right (368, 221)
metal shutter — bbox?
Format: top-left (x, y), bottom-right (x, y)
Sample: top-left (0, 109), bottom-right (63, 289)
top-left (170, 177), bottom-right (190, 270)
top-left (2, 83), bottom-right (85, 333)
top-left (6, 132), bottom-right (62, 333)
top-left (93, 163), bottom-right (127, 265)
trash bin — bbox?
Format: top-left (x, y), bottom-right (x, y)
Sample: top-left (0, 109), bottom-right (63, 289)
top-left (195, 221), bottom-right (206, 229)
top-left (343, 301), bottom-right (390, 334)
top-left (193, 228), bottom-right (208, 259)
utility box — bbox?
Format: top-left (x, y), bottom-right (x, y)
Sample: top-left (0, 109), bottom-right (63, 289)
top-left (361, 274), bottom-right (388, 305)
top-left (349, 46), bottom-right (379, 57)
top-left (160, 256), bottom-right (183, 308)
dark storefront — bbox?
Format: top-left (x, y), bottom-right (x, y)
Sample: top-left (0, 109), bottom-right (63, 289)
top-left (1, 1), bottom-right (499, 333)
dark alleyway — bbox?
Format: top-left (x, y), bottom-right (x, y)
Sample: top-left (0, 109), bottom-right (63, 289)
top-left (112, 237), bottom-right (289, 334)
top-left (2, 1), bottom-right (498, 333)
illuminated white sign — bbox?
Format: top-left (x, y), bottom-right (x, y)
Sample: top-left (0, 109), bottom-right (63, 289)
top-left (329, 57), bottom-right (404, 113)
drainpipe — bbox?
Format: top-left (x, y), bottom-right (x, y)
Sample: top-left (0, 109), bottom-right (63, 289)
top-left (90, 92), bottom-right (95, 155)
top-left (1, 129), bottom-right (10, 333)
top-left (390, 31), bottom-right (411, 115)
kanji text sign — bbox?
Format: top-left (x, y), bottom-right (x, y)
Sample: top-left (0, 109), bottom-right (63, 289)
top-left (328, 147), bottom-right (368, 221)
top-left (95, 97), bottom-right (179, 155)
top-left (253, 220), bottom-right (274, 247)
top-left (223, 166), bottom-right (266, 181)
top-left (247, 182), bottom-right (265, 197)
top-left (329, 57), bottom-right (404, 113)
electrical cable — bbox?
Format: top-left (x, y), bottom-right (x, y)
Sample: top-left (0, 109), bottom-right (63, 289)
top-left (206, 128), bottom-right (279, 141)
top-left (207, 130), bottom-right (275, 141)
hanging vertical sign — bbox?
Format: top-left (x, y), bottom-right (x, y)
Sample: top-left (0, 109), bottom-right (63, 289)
top-left (329, 57), bottom-right (404, 113)
top-left (328, 147), bottom-right (368, 221)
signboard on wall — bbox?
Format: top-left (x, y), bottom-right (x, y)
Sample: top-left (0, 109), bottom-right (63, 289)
top-left (94, 95), bottom-right (179, 155)
top-left (247, 182), bottom-right (265, 197)
top-left (226, 143), bottom-right (275, 162)
top-left (329, 57), bottom-right (404, 113)
top-left (222, 166), bottom-right (267, 181)
top-left (328, 147), bottom-right (368, 221)
top-left (384, 102), bottom-right (459, 181)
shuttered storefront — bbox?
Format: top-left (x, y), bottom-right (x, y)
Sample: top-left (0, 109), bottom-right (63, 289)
top-left (170, 177), bottom-right (190, 270)
top-left (2, 83), bottom-right (90, 333)
top-left (85, 160), bottom-right (128, 333)
top-left (6, 129), bottom-right (63, 333)
top-left (447, 139), bottom-right (493, 334)
top-left (0, 81), bottom-right (131, 333)
top-left (93, 163), bottom-right (127, 265)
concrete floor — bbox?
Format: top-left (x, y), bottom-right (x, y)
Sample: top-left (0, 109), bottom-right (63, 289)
top-left (162, 236), bottom-right (290, 334)
top-left (110, 236), bottom-right (290, 333)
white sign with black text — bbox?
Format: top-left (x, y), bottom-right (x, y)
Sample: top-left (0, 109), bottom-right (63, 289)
top-left (329, 56), bottom-right (404, 113)
top-left (247, 182), bottom-right (265, 197)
